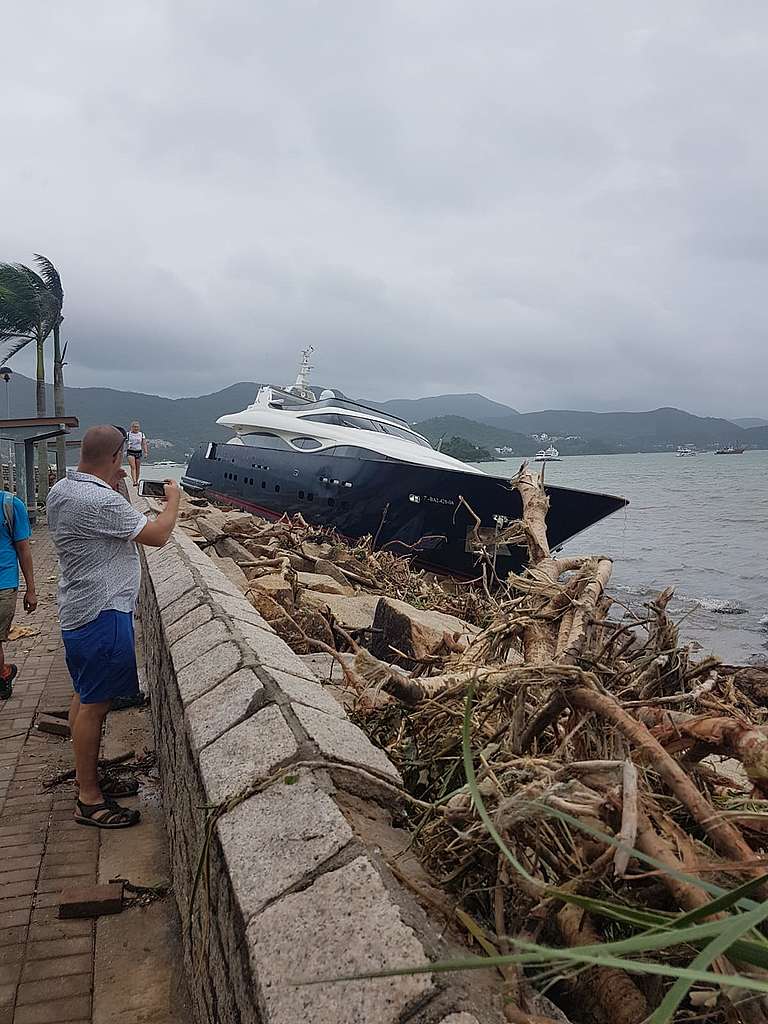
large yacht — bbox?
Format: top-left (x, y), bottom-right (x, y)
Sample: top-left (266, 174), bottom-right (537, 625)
top-left (182, 351), bottom-right (628, 577)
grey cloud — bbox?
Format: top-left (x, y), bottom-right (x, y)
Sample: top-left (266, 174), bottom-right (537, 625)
top-left (2, 1), bottom-right (768, 416)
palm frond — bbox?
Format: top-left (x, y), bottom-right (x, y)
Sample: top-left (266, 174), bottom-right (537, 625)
top-left (33, 254), bottom-right (64, 305)
top-left (0, 261), bottom-right (57, 347)
top-left (0, 335), bottom-right (35, 359)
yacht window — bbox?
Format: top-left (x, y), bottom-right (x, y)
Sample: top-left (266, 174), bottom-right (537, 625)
top-left (240, 432), bottom-right (292, 450)
top-left (378, 423), bottom-right (432, 447)
top-left (301, 413), bottom-right (344, 426)
top-left (326, 446), bottom-right (391, 461)
top-left (290, 436), bottom-right (323, 450)
top-left (338, 415), bottom-right (378, 431)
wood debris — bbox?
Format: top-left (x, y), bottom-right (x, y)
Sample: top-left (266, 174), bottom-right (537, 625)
top-left (176, 477), bottom-right (768, 1024)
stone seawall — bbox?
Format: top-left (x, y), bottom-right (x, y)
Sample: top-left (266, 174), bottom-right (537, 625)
top-left (136, 518), bottom-right (499, 1024)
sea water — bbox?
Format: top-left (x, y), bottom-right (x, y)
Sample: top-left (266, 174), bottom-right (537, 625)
top-left (480, 452), bottom-right (768, 666)
top-left (144, 453), bottom-right (768, 665)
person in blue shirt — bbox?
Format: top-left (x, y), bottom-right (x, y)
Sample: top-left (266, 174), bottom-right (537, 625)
top-left (0, 493), bottom-right (38, 699)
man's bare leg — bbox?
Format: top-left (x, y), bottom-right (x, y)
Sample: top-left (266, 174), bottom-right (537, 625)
top-left (71, 699), bottom-right (111, 806)
top-left (68, 692), bottom-right (81, 743)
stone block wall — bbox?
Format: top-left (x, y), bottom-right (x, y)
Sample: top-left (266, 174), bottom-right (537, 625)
top-left (136, 521), bottom-right (501, 1024)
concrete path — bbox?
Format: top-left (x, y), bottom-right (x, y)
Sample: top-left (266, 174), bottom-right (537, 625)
top-left (0, 527), bottom-right (99, 1023)
top-left (0, 526), bottom-right (187, 1024)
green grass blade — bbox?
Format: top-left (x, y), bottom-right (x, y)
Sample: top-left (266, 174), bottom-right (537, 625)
top-left (555, 891), bottom-right (768, 970)
top-left (553, 890), bottom-right (672, 930)
top-left (673, 873), bottom-right (768, 927)
top-left (301, 937), bottom-right (768, 995)
top-left (648, 897), bottom-right (768, 1024)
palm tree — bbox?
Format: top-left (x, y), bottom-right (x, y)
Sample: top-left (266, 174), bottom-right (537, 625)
top-left (33, 257), bottom-right (67, 481)
top-left (0, 255), bottom-right (65, 499)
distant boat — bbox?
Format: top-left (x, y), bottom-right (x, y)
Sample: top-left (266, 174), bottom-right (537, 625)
top-left (534, 446), bottom-right (561, 462)
top-left (676, 445), bottom-right (697, 457)
top-left (714, 445), bottom-right (746, 455)
top-left (153, 459), bottom-right (178, 467)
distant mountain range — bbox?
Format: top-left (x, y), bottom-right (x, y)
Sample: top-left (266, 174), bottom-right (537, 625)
top-left (730, 417), bottom-right (768, 429)
top-left (2, 374), bottom-right (765, 459)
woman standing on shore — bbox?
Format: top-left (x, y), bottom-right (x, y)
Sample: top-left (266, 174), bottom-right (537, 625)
top-left (126, 421), bottom-right (149, 486)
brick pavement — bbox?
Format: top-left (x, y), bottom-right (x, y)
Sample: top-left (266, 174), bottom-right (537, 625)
top-left (0, 527), bottom-right (98, 1024)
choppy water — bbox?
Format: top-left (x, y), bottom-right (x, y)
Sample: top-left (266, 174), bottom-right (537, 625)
top-left (482, 452), bottom-right (768, 666)
top-left (145, 452), bottom-right (768, 665)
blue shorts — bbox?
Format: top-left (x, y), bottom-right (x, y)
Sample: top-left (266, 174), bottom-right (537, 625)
top-left (63, 610), bottom-right (140, 705)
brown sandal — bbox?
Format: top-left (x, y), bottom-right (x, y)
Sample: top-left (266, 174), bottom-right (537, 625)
top-left (74, 799), bottom-right (141, 829)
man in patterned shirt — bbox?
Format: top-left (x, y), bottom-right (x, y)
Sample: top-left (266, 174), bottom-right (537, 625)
top-left (47, 425), bottom-right (180, 829)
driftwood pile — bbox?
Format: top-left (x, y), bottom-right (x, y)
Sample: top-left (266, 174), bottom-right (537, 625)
top-left (177, 471), bottom-right (768, 1024)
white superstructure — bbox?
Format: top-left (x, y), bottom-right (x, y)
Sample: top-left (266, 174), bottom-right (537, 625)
top-left (217, 383), bottom-right (486, 477)
top-left (533, 446), bottom-right (560, 462)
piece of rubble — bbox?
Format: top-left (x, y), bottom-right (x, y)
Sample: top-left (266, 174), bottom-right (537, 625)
top-left (296, 572), bottom-right (354, 596)
top-left (59, 882), bottom-right (124, 919)
top-left (300, 591), bottom-right (380, 631)
top-left (370, 598), bottom-right (478, 662)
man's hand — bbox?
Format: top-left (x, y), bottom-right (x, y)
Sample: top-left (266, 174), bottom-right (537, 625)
top-left (163, 479), bottom-right (181, 504)
top-left (23, 590), bottom-right (37, 613)
top-left (111, 467), bottom-right (128, 492)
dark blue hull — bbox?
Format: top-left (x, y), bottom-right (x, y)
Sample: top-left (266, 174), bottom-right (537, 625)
top-left (182, 442), bottom-right (627, 577)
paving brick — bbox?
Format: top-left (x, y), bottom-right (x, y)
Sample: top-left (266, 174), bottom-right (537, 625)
top-left (0, 870), bottom-right (38, 887)
top-left (0, 927), bottom-right (25, 947)
top-left (0, 945), bottom-right (22, 967)
top-left (14, 995), bottom-right (91, 1023)
top-left (42, 863), bottom-right (97, 882)
top-left (0, 909), bottom-right (28, 930)
top-left (58, 883), bottom-right (123, 919)
top-left (16, 971), bottom-right (91, 1004)
top-left (0, 880), bottom-right (36, 900)
top-left (0, 962), bottom-right (20, 986)
top-left (21, 953), bottom-right (92, 981)
top-left (27, 920), bottom-right (92, 943)
top-left (26, 937), bottom-right (91, 961)
top-left (0, 844), bottom-right (42, 860)
top-left (0, 857), bottom-right (39, 874)
top-left (0, 896), bottom-right (33, 914)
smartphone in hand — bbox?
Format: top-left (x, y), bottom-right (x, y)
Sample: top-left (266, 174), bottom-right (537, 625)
top-left (137, 479), bottom-right (167, 498)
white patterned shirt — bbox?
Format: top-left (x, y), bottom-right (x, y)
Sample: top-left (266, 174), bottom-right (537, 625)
top-left (46, 471), bottom-right (148, 630)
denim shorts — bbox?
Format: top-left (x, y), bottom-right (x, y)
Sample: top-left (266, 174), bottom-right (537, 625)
top-left (63, 610), bottom-right (139, 705)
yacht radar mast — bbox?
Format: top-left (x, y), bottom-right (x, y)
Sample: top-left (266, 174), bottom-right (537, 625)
top-left (287, 346), bottom-right (315, 402)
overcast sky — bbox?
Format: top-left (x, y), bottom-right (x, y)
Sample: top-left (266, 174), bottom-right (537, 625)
top-left (2, 2), bottom-right (767, 415)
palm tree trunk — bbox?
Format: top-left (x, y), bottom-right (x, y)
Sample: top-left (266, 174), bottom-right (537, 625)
top-left (35, 333), bottom-right (49, 504)
top-left (53, 321), bottom-right (66, 480)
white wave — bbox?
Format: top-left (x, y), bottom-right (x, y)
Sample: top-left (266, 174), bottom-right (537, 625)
top-left (697, 597), bottom-right (749, 615)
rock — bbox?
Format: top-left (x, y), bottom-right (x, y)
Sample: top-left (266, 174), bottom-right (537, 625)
top-left (301, 591), bottom-right (380, 630)
top-left (301, 541), bottom-right (334, 561)
top-left (313, 558), bottom-right (352, 587)
top-left (370, 598), bottom-right (478, 662)
top-left (222, 511), bottom-right (256, 534)
top-left (247, 589), bottom-right (289, 623)
top-left (209, 553), bottom-right (249, 593)
top-left (250, 573), bottom-right (294, 610)
top-left (297, 572), bottom-right (354, 596)
top-left (196, 510), bottom-right (230, 542)
top-left (215, 535), bottom-right (256, 564)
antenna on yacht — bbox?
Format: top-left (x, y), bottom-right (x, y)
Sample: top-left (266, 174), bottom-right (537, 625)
top-left (287, 346), bottom-right (315, 401)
